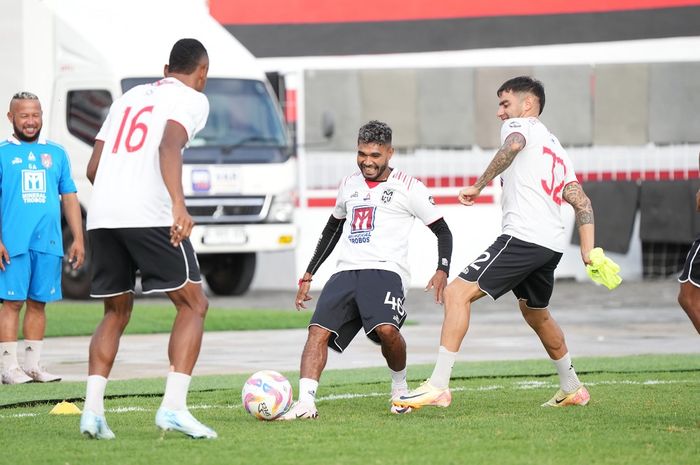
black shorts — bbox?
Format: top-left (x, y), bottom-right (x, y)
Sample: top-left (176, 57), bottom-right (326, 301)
top-left (88, 228), bottom-right (201, 297)
top-left (679, 235), bottom-right (700, 287)
top-left (458, 234), bottom-right (562, 309)
top-left (310, 269), bottom-right (407, 353)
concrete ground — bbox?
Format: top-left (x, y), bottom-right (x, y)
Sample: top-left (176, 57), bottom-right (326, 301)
top-left (40, 278), bottom-right (698, 382)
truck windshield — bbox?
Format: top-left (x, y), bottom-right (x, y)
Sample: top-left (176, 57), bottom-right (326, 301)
top-left (121, 78), bottom-right (288, 148)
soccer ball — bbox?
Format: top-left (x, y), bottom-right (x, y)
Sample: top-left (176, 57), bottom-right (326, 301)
top-left (241, 370), bottom-right (293, 420)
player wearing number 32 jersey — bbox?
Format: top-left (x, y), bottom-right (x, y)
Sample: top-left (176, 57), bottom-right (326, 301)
top-left (499, 115), bottom-right (577, 252)
top-left (80, 39), bottom-right (217, 441)
top-left (395, 76), bottom-right (597, 412)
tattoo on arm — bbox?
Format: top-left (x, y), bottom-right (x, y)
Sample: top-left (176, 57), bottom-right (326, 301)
top-left (563, 182), bottom-right (594, 227)
top-left (474, 132), bottom-right (526, 190)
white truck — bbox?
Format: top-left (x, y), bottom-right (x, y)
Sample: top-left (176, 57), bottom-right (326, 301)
top-left (0, 0), bottom-right (298, 297)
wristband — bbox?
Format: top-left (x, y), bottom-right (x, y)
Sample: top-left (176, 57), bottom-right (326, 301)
top-left (298, 278), bottom-right (312, 286)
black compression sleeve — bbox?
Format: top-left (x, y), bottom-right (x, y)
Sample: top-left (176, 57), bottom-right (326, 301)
top-left (428, 217), bottom-right (452, 274)
top-left (306, 215), bottom-right (345, 275)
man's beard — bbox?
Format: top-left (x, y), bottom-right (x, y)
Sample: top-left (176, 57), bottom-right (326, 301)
top-left (13, 122), bottom-right (41, 142)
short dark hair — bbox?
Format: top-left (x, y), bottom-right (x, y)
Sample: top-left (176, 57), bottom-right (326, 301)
top-left (497, 76), bottom-right (545, 115)
top-left (168, 38), bottom-right (208, 74)
top-left (358, 120), bottom-right (392, 146)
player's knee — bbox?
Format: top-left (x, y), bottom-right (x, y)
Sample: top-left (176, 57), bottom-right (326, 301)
top-left (1, 300), bottom-right (24, 312)
top-left (520, 303), bottom-right (549, 328)
top-left (443, 283), bottom-right (465, 309)
top-left (307, 325), bottom-right (331, 344)
top-left (374, 324), bottom-right (400, 342)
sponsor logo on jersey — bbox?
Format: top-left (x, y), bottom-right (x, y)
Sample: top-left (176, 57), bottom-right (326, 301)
top-left (350, 191), bottom-right (359, 198)
top-left (11, 157), bottom-right (21, 165)
top-left (40, 153), bottom-right (52, 169)
top-left (381, 189), bottom-right (394, 204)
top-left (191, 169), bottom-right (211, 192)
top-left (28, 152), bottom-right (36, 161)
top-left (428, 195), bottom-right (435, 205)
top-left (21, 169), bottom-right (47, 204)
top-left (363, 191), bottom-right (371, 201)
top-left (508, 121), bottom-right (521, 128)
top-left (349, 205), bottom-right (375, 244)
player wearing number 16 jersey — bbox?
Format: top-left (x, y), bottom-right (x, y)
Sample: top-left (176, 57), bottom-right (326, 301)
top-left (80, 39), bottom-right (216, 440)
top-left (280, 120), bottom-right (453, 420)
top-left (395, 76), bottom-right (596, 411)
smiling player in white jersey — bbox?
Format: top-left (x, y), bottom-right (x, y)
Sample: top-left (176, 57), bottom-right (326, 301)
top-left (80, 39), bottom-right (216, 440)
top-left (395, 76), bottom-right (597, 411)
top-left (280, 120), bottom-right (453, 420)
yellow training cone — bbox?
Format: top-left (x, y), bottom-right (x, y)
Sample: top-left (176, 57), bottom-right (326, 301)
top-left (49, 401), bottom-right (82, 415)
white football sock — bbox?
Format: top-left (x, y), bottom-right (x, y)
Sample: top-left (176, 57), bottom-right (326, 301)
top-left (389, 367), bottom-right (408, 391)
top-left (160, 372), bottom-right (191, 411)
top-left (84, 375), bottom-right (108, 415)
top-left (298, 378), bottom-right (319, 405)
top-left (0, 341), bottom-right (19, 370)
top-left (552, 353), bottom-right (582, 393)
top-left (23, 339), bottom-right (43, 370)
top-left (429, 346), bottom-right (457, 389)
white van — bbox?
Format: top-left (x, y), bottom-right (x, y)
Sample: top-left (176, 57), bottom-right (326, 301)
top-left (0, 0), bottom-right (297, 297)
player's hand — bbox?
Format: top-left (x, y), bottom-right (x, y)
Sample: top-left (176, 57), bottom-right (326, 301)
top-left (425, 270), bottom-right (448, 304)
top-left (0, 241), bottom-right (9, 272)
top-left (171, 202), bottom-right (194, 247)
top-left (295, 278), bottom-right (313, 311)
top-left (458, 186), bottom-right (481, 206)
top-left (67, 240), bottom-right (85, 270)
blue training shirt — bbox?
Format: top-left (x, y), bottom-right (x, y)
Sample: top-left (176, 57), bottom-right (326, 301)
top-left (0, 135), bottom-right (77, 257)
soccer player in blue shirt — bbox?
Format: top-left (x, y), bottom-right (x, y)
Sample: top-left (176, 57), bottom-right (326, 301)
top-left (0, 92), bottom-right (84, 384)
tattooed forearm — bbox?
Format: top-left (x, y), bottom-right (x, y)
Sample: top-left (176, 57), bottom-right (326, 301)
top-left (563, 182), bottom-right (594, 227)
top-left (474, 132), bottom-right (526, 190)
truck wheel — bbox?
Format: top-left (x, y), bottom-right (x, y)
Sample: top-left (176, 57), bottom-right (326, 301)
top-left (204, 253), bottom-right (256, 296)
top-left (61, 221), bottom-right (91, 299)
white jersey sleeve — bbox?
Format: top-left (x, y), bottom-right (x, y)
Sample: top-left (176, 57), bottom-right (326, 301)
top-left (167, 90), bottom-right (209, 141)
top-left (407, 179), bottom-right (442, 225)
top-left (500, 117), bottom-right (530, 145)
top-left (332, 176), bottom-right (350, 220)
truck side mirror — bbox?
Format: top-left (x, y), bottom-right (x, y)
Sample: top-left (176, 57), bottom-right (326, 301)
top-left (321, 111), bottom-right (335, 139)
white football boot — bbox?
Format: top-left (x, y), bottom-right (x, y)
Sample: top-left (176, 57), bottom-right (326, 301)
top-left (155, 407), bottom-right (217, 439)
top-left (80, 410), bottom-right (116, 440)
top-left (277, 401), bottom-right (318, 420)
top-left (24, 366), bottom-right (61, 383)
top-left (1, 366), bottom-right (33, 384)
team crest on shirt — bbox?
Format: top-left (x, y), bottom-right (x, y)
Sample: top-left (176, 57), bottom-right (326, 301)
top-left (41, 153), bottom-right (52, 169)
top-left (349, 205), bottom-right (375, 244)
top-left (381, 189), bottom-right (394, 204)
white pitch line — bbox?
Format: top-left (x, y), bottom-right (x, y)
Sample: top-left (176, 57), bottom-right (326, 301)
top-left (0, 378), bottom-right (695, 419)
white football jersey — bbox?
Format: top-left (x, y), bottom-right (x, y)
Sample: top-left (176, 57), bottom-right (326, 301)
top-left (499, 117), bottom-right (578, 252)
top-left (331, 169), bottom-right (443, 289)
top-left (87, 77), bottom-right (209, 229)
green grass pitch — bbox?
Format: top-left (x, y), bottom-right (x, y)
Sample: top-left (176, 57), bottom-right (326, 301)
top-left (1, 354), bottom-right (698, 465)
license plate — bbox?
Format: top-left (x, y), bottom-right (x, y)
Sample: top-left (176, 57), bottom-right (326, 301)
top-left (202, 227), bottom-right (247, 245)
